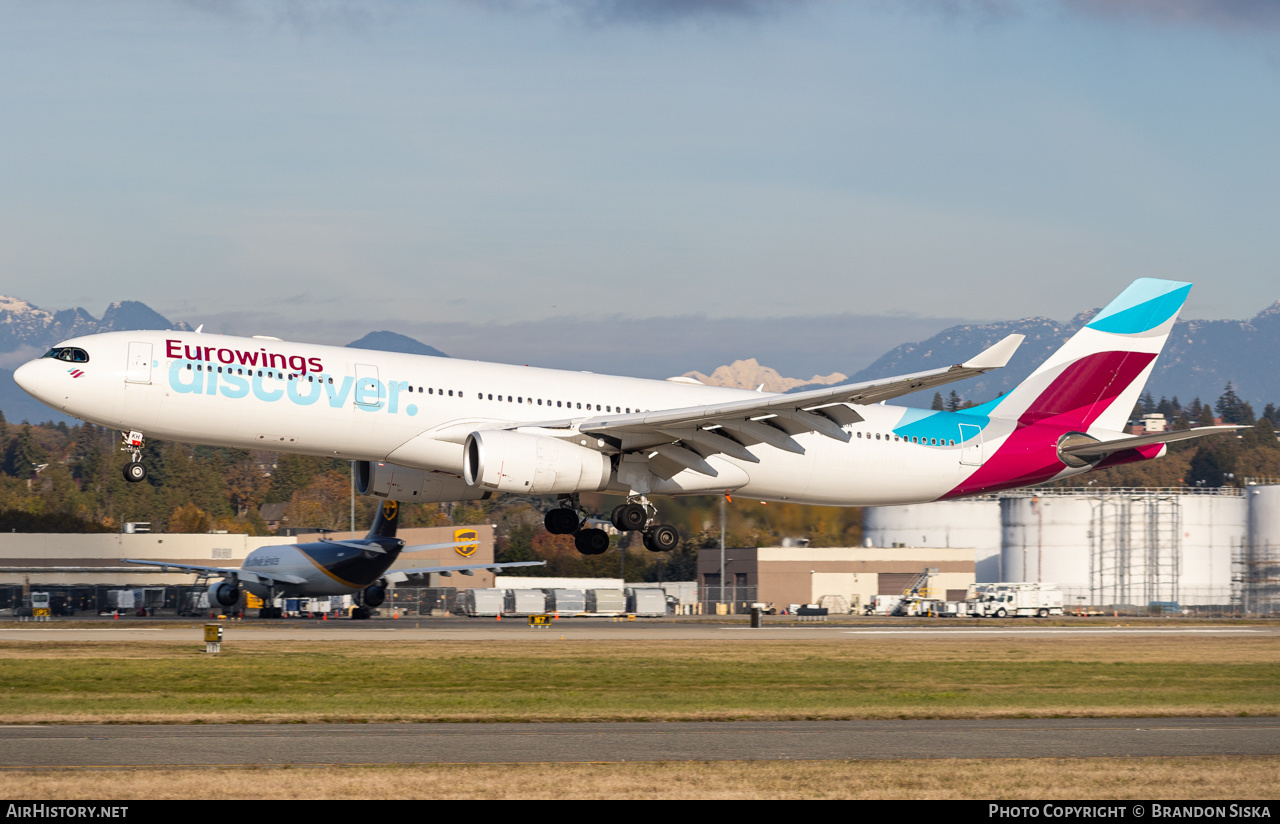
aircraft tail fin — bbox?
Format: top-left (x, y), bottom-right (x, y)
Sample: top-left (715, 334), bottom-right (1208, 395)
top-left (365, 500), bottom-right (400, 540)
top-left (982, 278), bottom-right (1191, 433)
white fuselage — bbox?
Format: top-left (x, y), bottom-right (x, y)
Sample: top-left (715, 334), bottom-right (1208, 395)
top-left (14, 329), bottom-right (1048, 506)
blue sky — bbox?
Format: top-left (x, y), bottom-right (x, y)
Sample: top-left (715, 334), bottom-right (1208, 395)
top-left (2, 1), bottom-right (1277, 378)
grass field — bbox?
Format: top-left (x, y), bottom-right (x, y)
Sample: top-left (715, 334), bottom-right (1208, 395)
top-left (1, 757), bottom-right (1276, 800)
top-left (1, 635), bottom-right (1277, 723)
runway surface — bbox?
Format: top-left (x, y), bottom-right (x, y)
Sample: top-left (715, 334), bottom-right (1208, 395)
top-left (0, 719), bottom-right (1275, 767)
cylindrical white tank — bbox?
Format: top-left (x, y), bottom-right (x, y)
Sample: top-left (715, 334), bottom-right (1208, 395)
top-left (999, 496), bottom-right (1094, 588)
top-left (1246, 485), bottom-right (1280, 614)
top-left (1180, 494), bottom-right (1246, 604)
top-left (1000, 490), bottom-right (1245, 607)
top-left (863, 499), bottom-right (1002, 582)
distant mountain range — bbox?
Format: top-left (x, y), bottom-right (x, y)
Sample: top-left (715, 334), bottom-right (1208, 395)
top-left (345, 331), bottom-right (449, 359)
top-left (3, 293), bottom-right (1278, 424)
top-left (0, 298), bottom-right (453, 424)
top-left (795, 302), bottom-right (1280, 411)
top-left (683, 359), bottom-right (846, 393)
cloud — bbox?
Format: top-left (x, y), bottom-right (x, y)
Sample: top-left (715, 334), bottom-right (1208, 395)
top-left (1061, 0), bottom-right (1280, 31)
top-left (475, 0), bottom-right (809, 27)
top-left (181, 0), bottom-right (391, 33)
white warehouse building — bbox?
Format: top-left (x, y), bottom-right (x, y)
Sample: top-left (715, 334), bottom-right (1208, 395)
top-left (865, 485), bottom-right (1278, 611)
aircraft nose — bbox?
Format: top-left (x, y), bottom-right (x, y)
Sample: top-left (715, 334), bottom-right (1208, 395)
top-left (12, 359), bottom-right (41, 396)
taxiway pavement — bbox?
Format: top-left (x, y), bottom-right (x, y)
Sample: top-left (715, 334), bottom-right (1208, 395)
top-left (0, 719), bottom-right (1275, 767)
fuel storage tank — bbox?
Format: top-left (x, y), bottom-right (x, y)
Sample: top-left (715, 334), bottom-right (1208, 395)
top-left (1245, 484), bottom-right (1280, 615)
top-left (863, 498), bottom-right (1002, 582)
top-left (1000, 489), bottom-right (1245, 607)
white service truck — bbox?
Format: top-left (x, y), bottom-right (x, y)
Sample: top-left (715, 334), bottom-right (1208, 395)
top-left (967, 583), bottom-right (1064, 618)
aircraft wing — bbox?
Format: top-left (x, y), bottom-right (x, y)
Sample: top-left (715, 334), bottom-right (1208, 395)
top-left (382, 560), bottom-right (545, 584)
top-left (1059, 425), bottom-right (1247, 458)
top-left (321, 539), bottom-right (479, 556)
top-left (509, 334), bottom-right (1023, 478)
top-left (122, 559), bottom-right (307, 587)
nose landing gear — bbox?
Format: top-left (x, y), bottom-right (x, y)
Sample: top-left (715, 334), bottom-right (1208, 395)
top-left (120, 430), bottom-right (147, 483)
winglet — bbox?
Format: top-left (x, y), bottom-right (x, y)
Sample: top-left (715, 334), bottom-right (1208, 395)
top-left (962, 334), bottom-right (1024, 370)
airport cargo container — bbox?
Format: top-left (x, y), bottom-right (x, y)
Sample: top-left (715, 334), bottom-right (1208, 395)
top-left (464, 588), bottom-right (504, 617)
top-left (544, 589), bottom-right (586, 615)
top-left (504, 589), bottom-right (547, 616)
top-left (626, 587), bottom-right (667, 616)
top-left (586, 589), bottom-right (626, 613)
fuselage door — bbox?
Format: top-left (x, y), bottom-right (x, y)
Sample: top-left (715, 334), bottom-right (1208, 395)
top-left (126, 342), bottom-right (152, 384)
top-left (958, 423), bottom-right (983, 466)
top-left (354, 363), bottom-right (384, 410)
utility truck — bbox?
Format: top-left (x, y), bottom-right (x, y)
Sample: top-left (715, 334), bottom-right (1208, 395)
top-left (967, 583), bottom-right (1064, 618)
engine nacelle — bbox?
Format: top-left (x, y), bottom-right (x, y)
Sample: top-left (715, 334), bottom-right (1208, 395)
top-left (208, 581), bottom-right (241, 607)
top-left (363, 583), bottom-right (387, 608)
top-left (463, 430), bottom-right (611, 495)
top-left (355, 461), bottom-right (491, 503)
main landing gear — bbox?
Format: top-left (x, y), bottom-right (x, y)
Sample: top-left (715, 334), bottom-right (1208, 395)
top-left (120, 430), bottom-right (147, 483)
top-left (544, 495), bottom-right (680, 556)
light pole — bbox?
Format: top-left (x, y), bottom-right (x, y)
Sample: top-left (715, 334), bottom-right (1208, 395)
top-left (719, 495), bottom-right (726, 613)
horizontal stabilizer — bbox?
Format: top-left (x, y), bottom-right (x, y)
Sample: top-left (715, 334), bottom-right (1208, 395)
top-left (1059, 425), bottom-right (1247, 458)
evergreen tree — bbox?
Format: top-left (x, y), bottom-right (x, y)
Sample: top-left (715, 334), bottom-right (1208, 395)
top-left (2, 424), bottom-right (48, 478)
top-left (930, 392), bottom-right (944, 411)
top-left (1185, 447), bottom-right (1227, 488)
top-left (1215, 383), bottom-right (1255, 426)
top-left (946, 390), bottom-right (961, 412)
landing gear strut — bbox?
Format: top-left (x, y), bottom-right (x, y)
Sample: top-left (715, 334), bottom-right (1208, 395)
top-left (120, 430), bottom-right (147, 483)
top-left (545, 495), bottom-right (681, 555)
top-left (544, 496), bottom-right (612, 556)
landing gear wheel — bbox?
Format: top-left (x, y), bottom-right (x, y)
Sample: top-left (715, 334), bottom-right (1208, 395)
top-left (642, 524), bottom-right (679, 552)
top-left (574, 528), bottom-right (611, 555)
top-left (544, 508), bottom-right (580, 535)
top-left (123, 461), bottom-right (147, 483)
top-left (351, 606), bottom-right (371, 620)
top-left (610, 503), bottom-right (648, 532)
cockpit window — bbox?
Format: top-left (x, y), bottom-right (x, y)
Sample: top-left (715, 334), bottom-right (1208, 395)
top-left (42, 347), bottom-right (90, 364)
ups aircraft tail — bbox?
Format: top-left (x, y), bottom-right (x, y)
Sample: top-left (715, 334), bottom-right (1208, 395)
top-left (365, 500), bottom-right (400, 540)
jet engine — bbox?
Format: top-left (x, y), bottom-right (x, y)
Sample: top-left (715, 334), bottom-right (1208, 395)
top-left (208, 581), bottom-right (241, 607)
top-left (363, 582), bottom-right (387, 608)
top-left (355, 461), bottom-right (491, 503)
top-left (463, 430), bottom-right (611, 495)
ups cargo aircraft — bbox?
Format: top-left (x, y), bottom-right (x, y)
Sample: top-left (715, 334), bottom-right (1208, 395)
top-left (14, 278), bottom-right (1240, 555)
top-left (124, 500), bottom-right (543, 618)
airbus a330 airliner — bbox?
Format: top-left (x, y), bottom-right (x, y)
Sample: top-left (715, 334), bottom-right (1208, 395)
top-left (14, 278), bottom-right (1239, 555)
